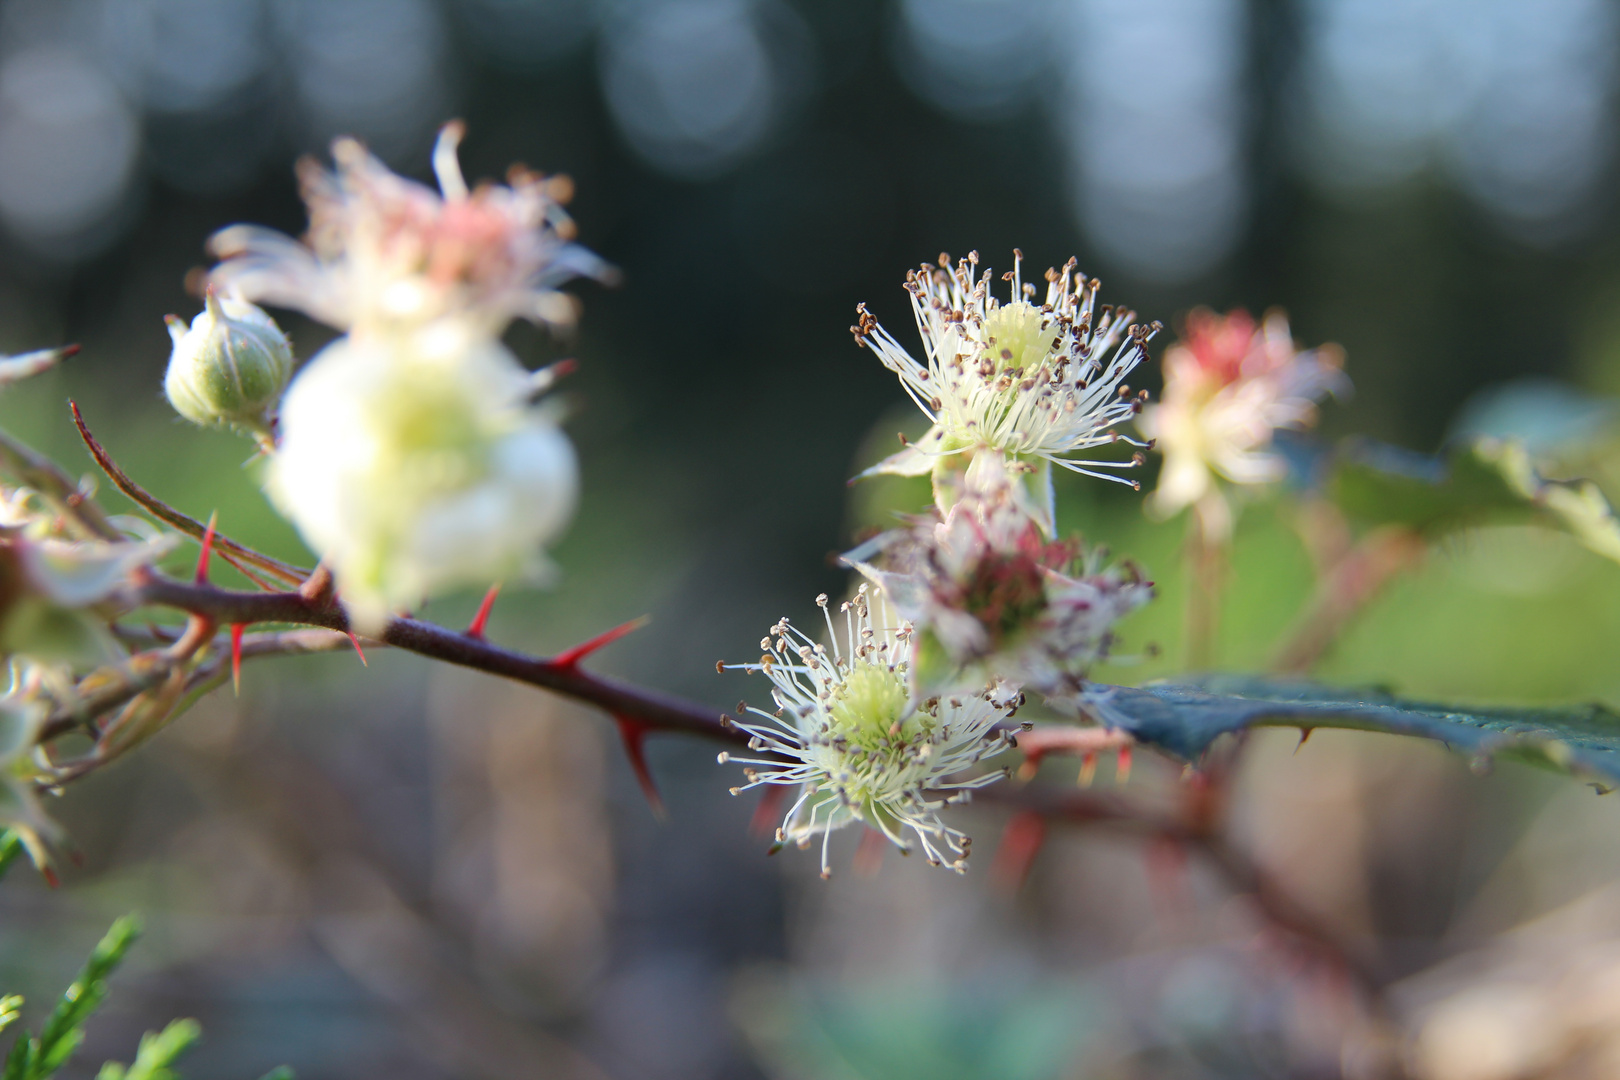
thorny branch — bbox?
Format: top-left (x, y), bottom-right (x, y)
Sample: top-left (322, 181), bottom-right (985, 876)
top-left (40, 411), bottom-right (1403, 1062)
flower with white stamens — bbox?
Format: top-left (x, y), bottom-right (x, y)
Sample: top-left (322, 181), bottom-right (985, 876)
top-left (208, 122), bottom-right (612, 339)
top-left (852, 250), bottom-right (1160, 531)
top-left (720, 586), bottom-right (1019, 877)
top-left (1138, 307), bottom-right (1348, 539)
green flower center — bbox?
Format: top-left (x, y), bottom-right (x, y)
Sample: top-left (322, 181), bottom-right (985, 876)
top-left (980, 302), bottom-right (1058, 379)
top-left (828, 662), bottom-right (923, 751)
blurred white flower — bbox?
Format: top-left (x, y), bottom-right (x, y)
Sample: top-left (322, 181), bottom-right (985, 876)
top-left (268, 329), bottom-right (577, 634)
top-left (1138, 308), bottom-right (1347, 538)
top-left (721, 587), bottom-right (1017, 877)
top-left (209, 122), bottom-right (612, 339)
top-left (0, 686), bottom-right (53, 870)
top-left (846, 459), bottom-right (1153, 710)
top-left (853, 250), bottom-right (1158, 531)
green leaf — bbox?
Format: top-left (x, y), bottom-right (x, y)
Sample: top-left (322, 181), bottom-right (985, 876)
top-left (1330, 437), bottom-right (1620, 564)
top-left (33, 916), bottom-right (142, 1077)
top-left (1091, 674), bottom-right (1620, 786)
top-left (0, 832), bottom-right (21, 882)
top-left (98, 1019), bottom-right (200, 1080)
top-left (255, 1068), bottom-right (295, 1080)
top-left (0, 998), bottom-right (20, 1037)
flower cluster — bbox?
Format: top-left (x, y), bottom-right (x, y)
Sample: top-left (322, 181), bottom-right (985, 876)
top-left (723, 253), bottom-right (1162, 875)
top-left (1139, 307), bottom-right (1347, 539)
top-left (189, 124), bottom-right (610, 632)
top-left (847, 467), bottom-right (1154, 715)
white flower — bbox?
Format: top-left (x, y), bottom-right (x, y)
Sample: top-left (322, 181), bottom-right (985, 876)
top-left (1138, 308), bottom-right (1347, 535)
top-left (721, 587), bottom-right (1018, 877)
top-left (208, 123), bottom-right (612, 339)
top-left (853, 250), bottom-right (1160, 530)
top-left (845, 463), bottom-right (1154, 711)
top-left (268, 328), bottom-right (577, 633)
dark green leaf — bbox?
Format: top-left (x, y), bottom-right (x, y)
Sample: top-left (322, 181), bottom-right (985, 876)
top-left (1092, 674), bottom-right (1620, 786)
top-left (1330, 437), bottom-right (1620, 564)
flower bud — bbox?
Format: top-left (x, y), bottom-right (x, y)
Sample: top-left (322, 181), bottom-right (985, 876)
top-left (163, 289), bottom-right (294, 437)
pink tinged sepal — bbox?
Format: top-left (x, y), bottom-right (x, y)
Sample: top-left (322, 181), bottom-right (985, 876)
top-left (613, 715), bottom-right (666, 820)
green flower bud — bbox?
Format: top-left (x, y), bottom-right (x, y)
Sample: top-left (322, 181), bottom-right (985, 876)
top-left (163, 289), bottom-right (293, 437)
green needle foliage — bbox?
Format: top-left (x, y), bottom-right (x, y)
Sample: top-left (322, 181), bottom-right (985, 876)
top-left (0, 909), bottom-right (291, 1080)
top-left (96, 1020), bottom-right (200, 1080)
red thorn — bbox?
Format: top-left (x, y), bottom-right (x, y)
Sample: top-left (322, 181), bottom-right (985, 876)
top-left (1146, 836), bottom-right (1190, 919)
top-left (749, 782), bottom-right (787, 837)
top-left (550, 357), bottom-right (578, 379)
top-left (346, 630), bottom-right (368, 666)
top-left (553, 615), bottom-right (651, 669)
top-left (230, 623), bottom-right (244, 695)
top-left (853, 827), bottom-right (887, 876)
top-left (1116, 744), bottom-right (1133, 784)
top-left (58, 343), bottom-right (81, 358)
top-left (466, 583), bottom-right (501, 639)
top-left (1078, 750), bottom-right (1098, 787)
top-left (41, 865), bottom-right (60, 889)
top-left (614, 715), bottom-right (665, 819)
top-left (1295, 726), bottom-right (1314, 753)
top-left (991, 811), bottom-right (1047, 892)
top-left (195, 511), bottom-right (218, 584)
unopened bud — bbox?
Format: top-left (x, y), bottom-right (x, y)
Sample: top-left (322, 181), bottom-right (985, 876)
top-left (164, 289), bottom-right (293, 437)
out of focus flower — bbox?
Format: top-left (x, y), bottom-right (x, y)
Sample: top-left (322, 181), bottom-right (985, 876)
top-left (721, 587), bottom-right (1017, 877)
top-left (1138, 308), bottom-right (1346, 537)
top-left (0, 531), bottom-right (176, 668)
top-left (0, 686), bottom-right (53, 868)
top-left (163, 289), bottom-right (293, 441)
top-left (846, 460), bottom-right (1153, 710)
top-left (208, 122), bottom-right (612, 339)
top-left (268, 329), bottom-right (576, 634)
top-left (853, 250), bottom-right (1159, 531)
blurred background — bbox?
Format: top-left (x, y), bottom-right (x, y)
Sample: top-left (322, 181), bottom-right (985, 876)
top-left (2, 0), bottom-right (1620, 1077)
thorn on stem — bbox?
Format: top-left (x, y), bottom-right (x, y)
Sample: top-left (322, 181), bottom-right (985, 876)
top-left (1295, 727), bottom-right (1314, 754)
top-left (990, 811), bottom-right (1046, 892)
top-left (230, 623), bottom-right (244, 695)
top-left (346, 630), bottom-right (368, 667)
top-left (553, 615), bottom-right (651, 669)
top-left (466, 583), bottom-right (501, 639)
top-left (1116, 743), bottom-right (1132, 784)
top-left (195, 511), bottom-right (218, 584)
top-left (1078, 751), bottom-right (1098, 788)
top-left (748, 782), bottom-right (786, 837)
top-left (853, 827), bottom-right (886, 876)
top-left (614, 715), bottom-right (666, 820)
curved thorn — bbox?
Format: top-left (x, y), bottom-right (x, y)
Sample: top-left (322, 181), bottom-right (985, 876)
top-left (195, 512), bottom-right (218, 584)
top-left (553, 615), bottom-right (651, 669)
top-left (466, 583), bottom-right (501, 639)
top-left (614, 714), bottom-right (666, 820)
top-left (230, 623), bottom-right (244, 695)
